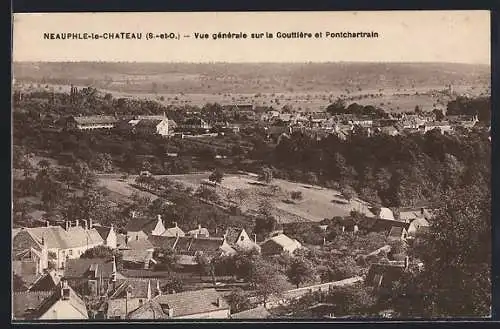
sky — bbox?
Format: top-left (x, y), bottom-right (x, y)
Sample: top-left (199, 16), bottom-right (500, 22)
top-left (12, 11), bottom-right (491, 65)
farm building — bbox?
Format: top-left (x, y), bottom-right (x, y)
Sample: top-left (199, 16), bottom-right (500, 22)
top-left (64, 115), bottom-right (118, 130)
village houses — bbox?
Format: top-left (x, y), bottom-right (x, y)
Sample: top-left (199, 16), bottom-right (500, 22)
top-left (13, 220), bottom-right (104, 270)
top-left (106, 288), bottom-right (230, 319)
top-left (13, 280), bottom-right (89, 320)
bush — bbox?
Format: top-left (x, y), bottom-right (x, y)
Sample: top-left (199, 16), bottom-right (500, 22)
top-left (290, 191), bottom-right (303, 201)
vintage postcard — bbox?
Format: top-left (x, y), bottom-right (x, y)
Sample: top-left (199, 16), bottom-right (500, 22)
top-left (11, 11), bottom-right (491, 321)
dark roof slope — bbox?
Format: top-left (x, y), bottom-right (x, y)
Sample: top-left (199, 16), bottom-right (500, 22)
top-left (224, 227), bottom-right (243, 245)
top-left (94, 226), bottom-right (111, 240)
top-left (12, 291), bottom-right (53, 319)
top-left (125, 218), bottom-right (157, 233)
top-left (134, 119), bottom-right (165, 129)
top-left (64, 258), bottom-right (114, 278)
top-left (366, 263), bottom-right (405, 290)
top-left (148, 235), bottom-right (177, 250)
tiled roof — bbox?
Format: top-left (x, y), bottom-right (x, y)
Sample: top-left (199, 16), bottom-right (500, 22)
top-left (22, 226), bottom-right (103, 250)
top-left (174, 237), bottom-right (192, 251)
top-left (135, 115), bottom-right (167, 120)
top-left (161, 226), bottom-right (185, 237)
top-left (123, 288), bottom-right (229, 319)
top-left (155, 288), bottom-right (229, 317)
top-left (123, 238), bottom-right (155, 251)
top-left (125, 218), bottom-right (157, 233)
top-left (231, 306), bottom-right (271, 319)
top-left (13, 284), bottom-right (88, 320)
top-left (64, 258), bottom-right (115, 278)
top-left (110, 278), bottom-right (163, 299)
top-left (187, 237), bottom-right (225, 255)
top-left (12, 291), bottom-right (53, 320)
top-left (73, 116), bottom-right (118, 125)
top-left (263, 234), bottom-right (301, 251)
top-left (122, 249), bottom-right (154, 263)
top-left (134, 119), bottom-right (165, 129)
top-left (148, 235), bottom-right (177, 250)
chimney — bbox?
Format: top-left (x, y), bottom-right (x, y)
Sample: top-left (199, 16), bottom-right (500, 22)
top-left (174, 221), bottom-right (178, 228)
top-left (157, 214), bottom-right (162, 223)
top-left (75, 220), bottom-right (79, 227)
top-left (253, 234), bottom-right (257, 244)
top-left (46, 220), bottom-right (50, 227)
top-left (156, 280), bottom-right (161, 296)
top-left (131, 211), bottom-right (137, 219)
top-left (404, 256), bottom-right (409, 271)
top-left (125, 235), bottom-right (129, 245)
top-left (198, 224), bottom-right (202, 231)
top-left (89, 218), bottom-right (93, 229)
top-left (61, 280), bottom-right (70, 300)
top-left (111, 256), bottom-right (117, 282)
top-left (147, 280), bottom-right (152, 300)
top-left (82, 219), bottom-right (88, 230)
top-left (216, 297), bottom-right (221, 307)
top-left (65, 221), bottom-right (69, 231)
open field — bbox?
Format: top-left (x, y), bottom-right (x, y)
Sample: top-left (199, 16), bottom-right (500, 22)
top-left (13, 62), bottom-right (490, 113)
top-left (168, 172), bottom-right (375, 223)
top-left (97, 175), bottom-right (160, 203)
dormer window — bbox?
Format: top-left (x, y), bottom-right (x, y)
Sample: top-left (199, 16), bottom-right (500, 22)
top-left (240, 236), bottom-right (245, 241)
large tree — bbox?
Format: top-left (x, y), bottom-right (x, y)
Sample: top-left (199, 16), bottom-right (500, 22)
top-left (226, 288), bottom-right (252, 313)
top-left (249, 258), bottom-right (289, 306)
top-left (287, 257), bottom-right (316, 288)
top-left (391, 185), bottom-right (491, 317)
top-left (209, 168), bottom-right (224, 187)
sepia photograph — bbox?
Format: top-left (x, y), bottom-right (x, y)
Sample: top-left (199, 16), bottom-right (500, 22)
top-left (11, 11), bottom-right (491, 321)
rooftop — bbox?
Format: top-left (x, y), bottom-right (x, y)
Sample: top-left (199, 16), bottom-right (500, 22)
top-left (231, 306), bottom-right (271, 319)
top-left (16, 226), bottom-right (103, 250)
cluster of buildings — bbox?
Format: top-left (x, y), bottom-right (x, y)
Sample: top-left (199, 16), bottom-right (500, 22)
top-left (53, 100), bottom-right (481, 143)
top-left (12, 211), bottom-right (306, 320)
top-left (262, 112), bottom-right (480, 142)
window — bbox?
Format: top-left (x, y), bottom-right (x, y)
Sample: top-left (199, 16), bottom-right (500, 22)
top-left (240, 236), bottom-right (245, 241)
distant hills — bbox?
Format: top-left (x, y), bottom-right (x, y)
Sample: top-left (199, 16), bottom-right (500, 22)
top-left (13, 62), bottom-right (490, 95)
